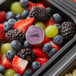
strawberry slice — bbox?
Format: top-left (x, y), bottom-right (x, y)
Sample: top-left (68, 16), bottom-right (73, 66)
top-left (33, 48), bottom-right (49, 58)
top-left (14, 18), bottom-right (35, 33)
top-left (1, 54), bottom-right (12, 69)
top-left (0, 24), bottom-right (6, 42)
top-left (36, 58), bottom-right (48, 66)
top-left (28, 1), bottom-right (45, 10)
top-left (50, 41), bottom-right (61, 51)
top-left (12, 55), bottom-right (28, 74)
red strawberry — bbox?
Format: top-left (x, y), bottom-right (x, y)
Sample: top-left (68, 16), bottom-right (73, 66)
top-left (46, 18), bottom-right (56, 27)
top-left (36, 58), bottom-right (48, 66)
top-left (50, 41), bottom-right (61, 51)
top-left (0, 24), bottom-right (6, 42)
top-left (1, 54), bottom-right (12, 69)
top-left (0, 11), bottom-right (6, 23)
top-left (12, 55), bottom-right (28, 74)
top-left (33, 48), bottom-right (49, 58)
top-left (28, 1), bottom-right (45, 10)
top-left (14, 18), bottom-right (35, 33)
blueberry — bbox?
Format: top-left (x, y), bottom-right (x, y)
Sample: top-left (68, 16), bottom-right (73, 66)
top-left (0, 65), bottom-right (5, 74)
top-left (24, 41), bottom-right (32, 48)
top-left (53, 13), bottom-right (62, 23)
top-left (23, 69), bottom-right (33, 76)
top-left (0, 40), bottom-right (2, 46)
top-left (48, 48), bottom-right (57, 57)
top-left (55, 24), bottom-right (61, 30)
top-left (42, 43), bottom-right (52, 54)
top-left (53, 35), bottom-right (63, 45)
top-left (11, 40), bottom-right (22, 51)
top-left (21, 10), bottom-right (29, 19)
top-left (6, 50), bottom-right (15, 60)
top-left (20, 0), bottom-right (29, 9)
top-left (14, 73), bottom-right (21, 76)
top-left (6, 11), bottom-right (15, 20)
top-left (15, 14), bottom-right (21, 20)
top-left (32, 61), bottom-right (41, 71)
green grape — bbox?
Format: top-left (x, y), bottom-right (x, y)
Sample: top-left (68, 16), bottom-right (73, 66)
top-left (4, 69), bottom-right (15, 76)
top-left (1, 43), bottom-right (12, 54)
top-left (45, 25), bottom-right (59, 38)
top-left (35, 22), bottom-right (46, 30)
top-left (11, 2), bottom-right (24, 14)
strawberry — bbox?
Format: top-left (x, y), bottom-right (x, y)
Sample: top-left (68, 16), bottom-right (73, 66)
top-left (46, 18), bottom-right (56, 27)
top-left (14, 18), bottom-right (35, 33)
top-left (50, 41), bottom-right (61, 51)
top-left (0, 24), bottom-right (6, 42)
top-left (28, 1), bottom-right (45, 10)
top-left (36, 58), bottom-right (48, 66)
top-left (12, 55), bottom-right (28, 74)
top-left (0, 11), bottom-right (6, 23)
top-left (1, 54), bottom-right (12, 69)
top-left (32, 48), bottom-right (49, 58)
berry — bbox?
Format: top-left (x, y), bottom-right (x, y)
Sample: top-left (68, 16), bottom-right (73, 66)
top-left (0, 40), bottom-right (2, 46)
top-left (21, 10), bottom-right (29, 19)
top-left (42, 43), bottom-right (52, 54)
top-left (29, 7), bottom-right (52, 22)
top-left (11, 40), bottom-right (22, 51)
top-left (60, 21), bottom-right (75, 41)
top-left (4, 69), bottom-right (15, 76)
top-left (35, 22), bottom-right (46, 30)
top-left (18, 48), bottom-right (35, 62)
top-left (6, 29), bottom-right (25, 42)
top-left (1, 54), bottom-right (12, 69)
top-left (11, 2), bottom-right (24, 14)
top-left (20, 0), bottom-right (29, 9)
top-left (0, 65), bottom-right (5, 74)
top-left (55, 24), bottom-right (61, 30)
top-left (6, 50), bottom-right (15, 60)
top-left (14, 73), bottom-right (21, 76)
top-left (36, 58), bottom-right (48, 66)
top-left (48, 48), bottom-right (57, 57)
top-left (0, 11), bottom-right (6, 23)
top-left (0, 73), bottom-right (3, 76)
top-left (53, 35), bottom-right (63, 45)
top-left (26, 26), bottom-right (45, 44)
top-left (52, 13), bottom-right (62, 23)
top-left (24, 41), bottom-right (32, 48)
top-left (1, 43), bottom-right (12, 54)
top-left (12, 55), bottom-right (28, 74)
top-left (23, 69), bottom-right (32, 76)
top-left (15, 14), bottom-right (21, 20)
top-left (45, 25), bottom-right (59, 38)
top-left (14, 18), bottom-right (35, 33)
top-left (32, 61), bottom-right (41, 71)
top-left (33, 48), bottom-right (49, 58)
top-left (6, 11), bottom-right (15, 20)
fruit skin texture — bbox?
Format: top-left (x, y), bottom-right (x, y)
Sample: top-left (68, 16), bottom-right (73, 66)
top-left (11, 2), bottom-right (24, 14)
top-left (32, 48), bottom-right (49, 58)
top-left (14, 18), bottom-right (35, 33)
top-left (4, 69), bottom-right (15, 76)
top-left (36, 58), bottom-right (48, 66)
top-left (1, 43), bottom-right (12, 54)
top-left (1, 54), bottom-right (12, 69)
top-left (12, 55), bottom-right (28, 74)
top-left (0, 65), bottom-right (5, 74)
top-left (45, 25), bottom-right (59, 38)
top-left (0, 11), bottom-right (6, 23)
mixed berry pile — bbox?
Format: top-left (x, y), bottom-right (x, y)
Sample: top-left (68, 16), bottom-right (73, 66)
top-left (0, 0), bottom-right (75, 76)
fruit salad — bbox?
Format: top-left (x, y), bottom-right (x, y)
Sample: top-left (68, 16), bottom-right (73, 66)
top-left (0, 0), bottom-right (75, 76)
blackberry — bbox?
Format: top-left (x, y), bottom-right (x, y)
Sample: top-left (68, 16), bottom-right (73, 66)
top-left (60, 21), bottom-right (75, 41)
top-left (29, 7), bottom-right (52, 23)
top-left (5, 29), bottom-right (25, 43)
top-left (18, 48), bottom-right (35, 62)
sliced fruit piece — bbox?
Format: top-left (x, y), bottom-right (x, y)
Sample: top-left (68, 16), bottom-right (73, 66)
top-left (32, 48), bottom-right (49, 58)
top-left (36, 58), bottom-right (48, 66)
top-left (26, 26), bottom-right (45, 44)
top-left (12, 55), bottom-right (28, 74)
top-left (14, 18), bottom-right (35, 33)
top-left (1, 54), bottom-right (12, 69)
